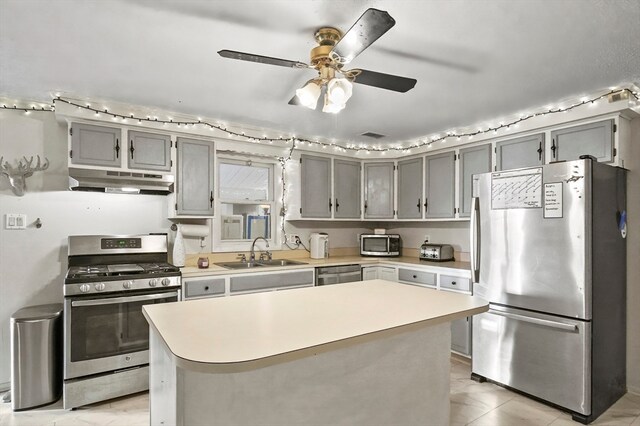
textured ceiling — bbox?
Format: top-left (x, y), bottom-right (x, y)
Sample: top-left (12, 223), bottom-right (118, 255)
top-left (1, 0), bottom-right (639, 143)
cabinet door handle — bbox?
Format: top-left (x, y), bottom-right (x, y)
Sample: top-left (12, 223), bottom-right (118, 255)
top-left (209, 191), bottom-right (214, 208)
top-left (130, 140), bottom-right (135, 159)
top-left (115, 139), bottom-right (120, 158)
top-left (424, 198), bottom-right (428, 212)
top-left (364, 201), bottom-right (368, 212)
top-left (537, 141), bottom-right (543, 161)
top-left (551, 138), bottom-right (557, 158)
top-left (335, 198), bottom-right (339, 212)
top-left (329, 198), bottom-right (332, 212)
top-left (417, 198), bottom-right (421, 212)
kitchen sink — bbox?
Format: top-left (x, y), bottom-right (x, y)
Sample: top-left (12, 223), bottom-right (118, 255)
top-left (256, 259), bottom-right (307, 267)
top-left (216, 259), bottom-right (307, 269)
top-left (215, 262), bottom-right (264, 269)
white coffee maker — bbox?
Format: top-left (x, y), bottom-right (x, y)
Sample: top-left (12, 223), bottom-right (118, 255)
top-left (309, 233), bottom-right (329, 259)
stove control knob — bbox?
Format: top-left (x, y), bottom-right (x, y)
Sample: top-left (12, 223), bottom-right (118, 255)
top-left (80, 284), bottom-right (91, 293)
top-left (95, 283), bottom-right (105, 291)
top-left (149, 279), bottom-right (158, 287)
top-left (123, 280), bottom-right (133, 289)
top-left (161, 278), bottom-right (171, 287)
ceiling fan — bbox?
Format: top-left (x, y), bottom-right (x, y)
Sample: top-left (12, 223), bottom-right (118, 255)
top-left (218, 8), bottom-right (417, 113)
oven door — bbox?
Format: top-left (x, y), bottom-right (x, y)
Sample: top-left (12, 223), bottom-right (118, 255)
top-left (64, 290), bottom-right (179, 380)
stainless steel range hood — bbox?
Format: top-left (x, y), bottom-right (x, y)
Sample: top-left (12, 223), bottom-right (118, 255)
top-left (69, 167), bottom-right (174, 195)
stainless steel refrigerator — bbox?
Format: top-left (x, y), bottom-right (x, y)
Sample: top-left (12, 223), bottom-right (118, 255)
top-left (470, 158), bottom-right (627, 424)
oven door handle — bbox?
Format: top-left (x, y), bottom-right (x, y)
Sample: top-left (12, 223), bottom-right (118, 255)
top-left (71, 291), bottom-right (179, 307)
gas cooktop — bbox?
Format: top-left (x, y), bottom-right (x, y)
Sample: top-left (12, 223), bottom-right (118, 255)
top-left (66, 262), bottom-right (180, 281)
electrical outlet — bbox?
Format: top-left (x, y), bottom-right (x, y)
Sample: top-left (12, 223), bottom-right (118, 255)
top-left (424, 235), bottom-right (430, 243)
top-left (288, 234), bottom-right (300, 244)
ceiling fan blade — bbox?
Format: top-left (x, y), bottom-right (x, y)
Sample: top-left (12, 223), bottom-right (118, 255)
top-left (288, 95), bottom-right (301, 106)
top-left (351, 69), bottom-right (417, 93)
top-left (331, 8), bottom-right (395, 64)
top-left (218, 50), bottom-right (308, 69)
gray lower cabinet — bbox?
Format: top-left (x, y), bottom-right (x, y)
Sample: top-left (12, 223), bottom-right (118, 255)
top-left (397, 158), bottom-right (423, 219)
top-left (397, 267), bottom-right (436, 288)
top-left (458, 144), bottom-right (491, 217)
top-left (425, 152), bottom-right (455, 219)
top-left (176, 137), bottom-right (214, 216)
top-left (230, 270), bottom-right (315, 293)
top-left (301, 155), bottom-right (331, 218)
top-left (127, 130), bottom-right (171, 171)
top-left (183, 277), bottom-right (225, 300)
top-left (451, 316), bottom-right (471, 356)
top-left (364, 162), bottom-right (395, 219)
top-left (496, 133), bottom-right (544, 171)
top-left (334, 159), bottom-right (361, 219)
top-left (550, 119), bottom-right (614, 163)
top-left (70, 122), bottom-right (122, 167)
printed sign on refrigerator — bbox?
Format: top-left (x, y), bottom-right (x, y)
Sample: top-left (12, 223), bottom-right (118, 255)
top-left (543, 182), bottom-right (563, 218)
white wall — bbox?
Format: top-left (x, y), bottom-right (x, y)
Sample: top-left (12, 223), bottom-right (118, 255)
top-left (0, 112), bottom-right (170, 389)
top-left (627, 117), bottom-right (640, 393)
top-left (286, 221), bottom-right (372, 250)
top-left (385, 222), bottom-right (470, 256)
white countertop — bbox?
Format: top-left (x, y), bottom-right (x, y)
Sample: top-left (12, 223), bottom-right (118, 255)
top-left (181, 256), bottom-right (471, 278)
top-left (143, 279), bottom-right (488, 370)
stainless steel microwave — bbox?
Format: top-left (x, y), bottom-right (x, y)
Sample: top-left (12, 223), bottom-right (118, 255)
top-left (360, 234), bottom-right (401, 257)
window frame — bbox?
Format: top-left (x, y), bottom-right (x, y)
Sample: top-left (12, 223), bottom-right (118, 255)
top-left (213, 155), bottom-right (280, 252)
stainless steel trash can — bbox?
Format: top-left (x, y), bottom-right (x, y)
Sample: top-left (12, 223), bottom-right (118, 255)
top-left (10, 303), bottom-right (63, 411)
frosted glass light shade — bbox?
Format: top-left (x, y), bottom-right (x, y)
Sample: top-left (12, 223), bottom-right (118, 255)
top-left (295, 81), bottom-right (322, 109)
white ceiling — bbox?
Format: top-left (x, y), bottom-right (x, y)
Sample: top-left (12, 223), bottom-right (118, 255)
top-left (1, 0), bottom-right (639, 144)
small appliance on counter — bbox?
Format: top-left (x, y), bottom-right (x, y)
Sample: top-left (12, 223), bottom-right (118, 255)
top-left (360, 234), bottom-right (401, 257)
top-left (420, 243), bottom-right (454, 262)
top-left (310, 232), bottom-right (329, 259)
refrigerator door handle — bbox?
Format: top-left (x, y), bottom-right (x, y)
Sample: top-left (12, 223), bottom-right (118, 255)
top-left (489, 309), bottom-right (578, 332)
top-left (470, 197), bottom-right (480, 283)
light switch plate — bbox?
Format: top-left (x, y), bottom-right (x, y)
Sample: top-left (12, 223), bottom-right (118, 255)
top-left (6, 214), bottom-right (27, 230)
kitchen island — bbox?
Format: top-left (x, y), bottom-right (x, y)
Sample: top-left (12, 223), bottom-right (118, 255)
top-left (143, 279), bottom-right (488, 426)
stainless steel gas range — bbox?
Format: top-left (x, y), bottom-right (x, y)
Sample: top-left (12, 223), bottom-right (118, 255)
top-left (63, 234), bottom-right (181, 409)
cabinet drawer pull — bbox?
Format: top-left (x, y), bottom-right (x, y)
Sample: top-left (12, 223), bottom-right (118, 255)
top-left (204, 286), bottom-right (209, 291)
top-left (412, 275), bottom-right (417, 279)
top-left (451, 281), bottom-right (457, 285)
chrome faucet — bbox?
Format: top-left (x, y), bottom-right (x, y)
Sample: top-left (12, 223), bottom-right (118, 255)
top-left (249, 237), bottom-right (270, 263)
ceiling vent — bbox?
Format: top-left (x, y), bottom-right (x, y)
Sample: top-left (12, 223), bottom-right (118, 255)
top-left (361, 132), bottom-right (386, 139)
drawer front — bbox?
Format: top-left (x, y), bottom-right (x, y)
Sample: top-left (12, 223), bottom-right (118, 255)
top-left (440, 275), bottom-right (471, 292)
top-left (184, 278), bottom-right (225, 299)
top-left (397, 268), bottom-right (436, 287)
top-left (230, 270), bottom-right (314, 293)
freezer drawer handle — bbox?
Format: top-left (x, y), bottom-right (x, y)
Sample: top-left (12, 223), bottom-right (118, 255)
top-left (489, 309), bottom-right (578, 332)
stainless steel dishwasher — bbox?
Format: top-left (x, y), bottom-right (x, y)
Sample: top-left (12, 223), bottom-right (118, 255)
top-left (315, 264), bottom-right (362, 285)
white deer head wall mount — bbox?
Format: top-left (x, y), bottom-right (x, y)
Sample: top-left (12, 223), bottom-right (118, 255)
top-left (0, 155), bottom-right (50, 196)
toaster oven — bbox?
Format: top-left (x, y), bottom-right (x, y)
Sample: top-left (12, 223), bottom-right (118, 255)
top-left (420, 243), bottom-right (454, 262)
top-left (360, 234), bottom-right (401, 257)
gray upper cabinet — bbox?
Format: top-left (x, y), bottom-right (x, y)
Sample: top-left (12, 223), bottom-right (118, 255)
top-left (425, 152), bottom-right (455, 219)
top-left (364, 162), bottom-right (395, 219)
top-left (176, 137), bottom-right (214, 216)
top-left (459, 144), bottom-right (491, 217)
top-left (550, 119), bottom-right (614, 163)
top-left (496, 133), bottom-right (544, 171)
top-left (70, 122), bottom-right (122, 167)
top-left (334, 159), bottom-right (361, 219)
top-left (127, 130), bottom-right (171, 172)
top-left (397, 158), bottom-right (423, 219)
top-left (300, 155), bottom-right (332, 218)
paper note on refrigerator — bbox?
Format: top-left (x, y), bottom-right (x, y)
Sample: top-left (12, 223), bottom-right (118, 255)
top-left (543, 182), bottom-right (563, 218)
top-left (491, 168), bottom-right (543, 209)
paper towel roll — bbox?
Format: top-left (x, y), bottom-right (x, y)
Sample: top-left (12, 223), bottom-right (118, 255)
top-left (179, 224), bottom-right (209, 238)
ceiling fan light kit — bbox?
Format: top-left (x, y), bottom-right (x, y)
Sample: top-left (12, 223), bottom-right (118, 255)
top-left (218, 8), bottom-right (417, 114)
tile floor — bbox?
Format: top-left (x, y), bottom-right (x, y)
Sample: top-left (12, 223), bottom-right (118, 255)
top-left (1, 359), bottom-right (638, 425)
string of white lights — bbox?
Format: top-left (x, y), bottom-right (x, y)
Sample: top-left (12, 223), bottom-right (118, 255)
top-left (1, 88), bottom-right (637, 153)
